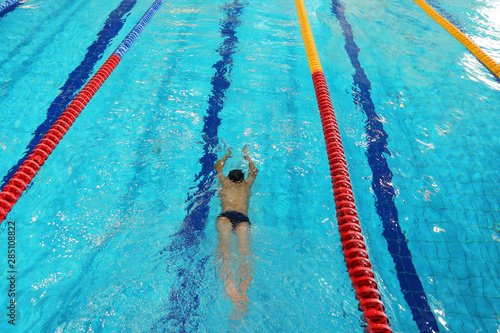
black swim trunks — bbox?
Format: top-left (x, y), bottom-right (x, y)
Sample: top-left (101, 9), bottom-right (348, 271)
top-left (218, 211), bottom-right (251, 228)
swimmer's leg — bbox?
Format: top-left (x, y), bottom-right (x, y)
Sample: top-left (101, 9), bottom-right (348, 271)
top-left (234, 222), bottom-right (251, 256)
top-left (234, 222), bottom-right (252, 315)
top-left (216, 217), bottom-right (239, 303)
top-left (216, 216), bottom-right (233, 258)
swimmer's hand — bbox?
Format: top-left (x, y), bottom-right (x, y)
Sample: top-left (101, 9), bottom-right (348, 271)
top-left (215, 147), bottom-right (233, 172)
top-left (243, 145), bottom-right (258, 183)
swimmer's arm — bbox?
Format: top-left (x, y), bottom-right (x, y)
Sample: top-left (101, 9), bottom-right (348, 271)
top-left (243, 146), bottom-right (258, 186)
top-left (215, 148), bottom-right (232, 175)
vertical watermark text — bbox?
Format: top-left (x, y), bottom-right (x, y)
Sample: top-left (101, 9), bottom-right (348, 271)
top-left (6, 220), bottom-right (16, 325)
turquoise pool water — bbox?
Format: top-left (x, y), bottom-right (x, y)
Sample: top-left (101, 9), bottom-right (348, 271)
top-left (0, 0), bottom-right (499, 332)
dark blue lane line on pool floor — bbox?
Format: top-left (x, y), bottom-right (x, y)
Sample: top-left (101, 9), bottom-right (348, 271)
top-left (0, 0), bottom-right (22, 19)
top-left (0, 0), bottom-right (138, 191)
top-left (330, 1), bottom-right (440, 332)
top-left (156, 1), bottom-right (245, 330)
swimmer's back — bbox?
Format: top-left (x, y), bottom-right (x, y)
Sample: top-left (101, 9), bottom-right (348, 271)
top-left (218, 178), bottom-right (252, 214)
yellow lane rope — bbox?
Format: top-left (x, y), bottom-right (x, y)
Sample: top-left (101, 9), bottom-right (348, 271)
top-left (294, 0), bottom-right (323, 74)
top-left (413, 0), bottom-right (500, 78)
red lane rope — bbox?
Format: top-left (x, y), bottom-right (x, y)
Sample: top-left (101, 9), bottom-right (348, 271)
top-left (0, 55), bottom-right (121, 222)
top-left (295, 0), bottom-right (391, 329)
top-left (312, 71), bottom-right (391, 332)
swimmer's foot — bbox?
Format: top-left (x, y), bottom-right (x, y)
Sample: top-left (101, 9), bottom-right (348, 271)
top-left (230, 293), bottom-right (249, 320)
top-left (225, 281), bottom-right (249, 320)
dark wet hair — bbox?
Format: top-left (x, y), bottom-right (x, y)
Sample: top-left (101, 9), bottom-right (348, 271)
top-left (228, 169), bottom-right (244, 183)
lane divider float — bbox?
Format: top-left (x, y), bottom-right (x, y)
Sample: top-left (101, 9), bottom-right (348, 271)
top-left (294, 1), bottom-right (392, 332)
top-left (0, 0), bottom-right (21, 15)
top-left (413, 0), bottom-right (500, 78)
top-left (0, 0), bottom-right (166, 224)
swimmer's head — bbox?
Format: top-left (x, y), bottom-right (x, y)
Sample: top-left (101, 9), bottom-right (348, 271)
top-left (228, 169), bottom-right (244, 183)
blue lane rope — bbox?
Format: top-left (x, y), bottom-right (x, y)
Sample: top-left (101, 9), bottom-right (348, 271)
top-left (113, 0), bottom-right (165, 59)
top-left (0, 0), bottom-right (21, 15)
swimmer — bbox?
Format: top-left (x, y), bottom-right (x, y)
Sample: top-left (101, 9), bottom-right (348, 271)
top-left (214, 145), bottom-right (258, 317)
